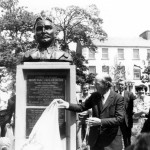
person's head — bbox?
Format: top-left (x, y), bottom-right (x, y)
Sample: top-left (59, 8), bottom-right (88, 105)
top-left (135, 84), bottom-right (147, 98)
top-left (82, 83), bottom-right (89, 95)
top-left (133, 133), bottom-right (150, 150)
top-left (34, 16), bottom-right (55, 47)
top-left (116, 80), bottom-right (126, 92)
top-left (94, 73), bottom-right (112, 95)
top-left (1, 147), bottom-right (8, 150)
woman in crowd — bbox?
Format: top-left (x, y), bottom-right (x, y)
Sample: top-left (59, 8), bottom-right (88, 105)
top-left (131, 84), bottom-right (150, 143)
top-left (126, 132), bottom-right (150, 150)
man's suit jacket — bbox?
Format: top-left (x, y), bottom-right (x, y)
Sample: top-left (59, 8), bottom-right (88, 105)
top-left (123, 90), bottom-right (136, 128)
top-left (68, 90), bottom-right (124, 149)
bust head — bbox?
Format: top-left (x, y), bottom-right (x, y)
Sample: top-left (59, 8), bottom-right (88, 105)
top-left (34, 17), bottom-right (56, 48)
top-left (22, 13), bottom-right (72, 62)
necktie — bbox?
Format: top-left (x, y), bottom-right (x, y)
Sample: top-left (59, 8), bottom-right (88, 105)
top-left (99, 95), bottom-right (104, 110)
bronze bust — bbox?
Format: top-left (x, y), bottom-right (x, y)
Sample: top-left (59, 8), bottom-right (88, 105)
top-left (23, 16), bottom-right (72, 62)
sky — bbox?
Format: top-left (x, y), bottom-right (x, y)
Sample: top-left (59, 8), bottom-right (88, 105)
top-left (18, 0), bottom-right (150, 38)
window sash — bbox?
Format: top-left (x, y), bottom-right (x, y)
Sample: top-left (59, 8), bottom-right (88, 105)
top-left (118, 49), bottom-right (124, 59)
top-left (133, 69), bottom-right (141, 79)
top-left (133, 49), bottom-right (139, 59)
top-left (102, 66), bottom-right (109, 74)
top-left (147, 49), bottom-right (150, 60)
top-left (102, 48), bottom-right (108, 59)
top-left (89, 66), bottom-right (96, 74)
top-left (89, 49), bottom-right (95, 59)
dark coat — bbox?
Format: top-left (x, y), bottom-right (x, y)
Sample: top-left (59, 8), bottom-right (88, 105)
top-left (123, 91), bottom-right (136, 128)
top-left (0, 95), bottom-right (15, 137)
top-left (68, 90), bottom-right (124, 149)
top-left (141, 109), bottom-right (150, 133)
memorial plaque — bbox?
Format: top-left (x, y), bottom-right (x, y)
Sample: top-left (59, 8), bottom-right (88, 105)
top-left (26, 108), bottom-right (66, 137)
top-left (15, 64), bottom-right (76, 150)
top-left (26, 72), bottom-right (66, 137)
top-left (27, 75), bottom-right (65, 106)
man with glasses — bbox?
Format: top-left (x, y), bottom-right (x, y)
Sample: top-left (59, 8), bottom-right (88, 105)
top-left (22, 14), bottom-right (72, 62)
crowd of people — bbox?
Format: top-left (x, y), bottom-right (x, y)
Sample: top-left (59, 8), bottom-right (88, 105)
top-left (0, 72), bottom-right (149, 150)
top-left (0, 13), bottom-right (150, 150)
top-left (56, 73), bottom-right (150, 150)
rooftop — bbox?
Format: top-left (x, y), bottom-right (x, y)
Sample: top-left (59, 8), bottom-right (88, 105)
top-left (93, 37), bottom-right (150, 48)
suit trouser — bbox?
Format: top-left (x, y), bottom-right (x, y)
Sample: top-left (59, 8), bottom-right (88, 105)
top-left (90, 135), bottom-right (123, 150)
top-left (120, 123), bottom-right (132, 148)
top-left (76, 120), bottom-right (87, 149)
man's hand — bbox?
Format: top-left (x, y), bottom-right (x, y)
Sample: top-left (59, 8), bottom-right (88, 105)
top-left (86, 117), bottom-right (101, 127)
top-left (53, 99), bottom-right (69, 108)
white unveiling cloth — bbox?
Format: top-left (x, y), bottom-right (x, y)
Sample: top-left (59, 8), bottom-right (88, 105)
top-left (21, 100), bottom-right (63, 150)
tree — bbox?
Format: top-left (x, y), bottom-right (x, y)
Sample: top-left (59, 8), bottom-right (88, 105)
top-left (0, 0), bottom-right (37, 93)
top-left (72, 52), bottom-right (96, 85)
top-left (47, 5), bottom-right (107, 85)
top-left (48, 5), bottom-right (107, 51)
top-left (0, 1), bottom-right (107, 86)
top-left (0, 0), bottom-right (37, 76)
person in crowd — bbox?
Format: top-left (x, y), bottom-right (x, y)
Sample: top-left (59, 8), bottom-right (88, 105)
top-left (76, 83), bottom-right (92, 150)
top-left (22, 13), bottom-right (72, 62)
top-left (141, 108), bottom-right (150, 133)
top-left (0, 92), bottom-right (15, 150)
top-left (55, 73), bottom-right (125, 150)
top-left (125, 132), bottom-right (150, 150)
top-left (116, 80), bottom-right (136, 148)
top-left (140, 83), bottom-right (150, 134)
top-left (0, 94), bottom-right (15, 137)
top-left (131, 83), bottom-right (150, 143)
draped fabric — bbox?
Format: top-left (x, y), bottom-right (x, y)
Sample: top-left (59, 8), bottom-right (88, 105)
top-left (21, 100), bottom-right (63, 150)
top-left (5, 123), bottom-right (15, 150)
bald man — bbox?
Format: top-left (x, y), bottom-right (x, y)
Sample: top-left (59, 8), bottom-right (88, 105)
top-left (55, 73), bottom-right (125, 150)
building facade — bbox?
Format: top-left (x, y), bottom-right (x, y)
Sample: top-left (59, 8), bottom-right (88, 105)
top-left (82, 31), bottom-right (150, 94)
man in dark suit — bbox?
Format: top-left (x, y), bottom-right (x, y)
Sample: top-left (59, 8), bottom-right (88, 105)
top-left (116, 80), bottom-right (136, 148)
top-left (56, 73), bottom-right (124, 150)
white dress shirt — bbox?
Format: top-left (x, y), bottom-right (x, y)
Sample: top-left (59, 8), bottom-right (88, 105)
top-left (102, 89), bottom-right (111, 105)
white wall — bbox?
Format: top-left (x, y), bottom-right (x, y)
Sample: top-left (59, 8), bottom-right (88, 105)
top-left (85, 46), bottom-right (150, 93)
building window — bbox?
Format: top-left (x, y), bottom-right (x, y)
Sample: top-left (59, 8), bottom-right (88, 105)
top-left (147, 49), bottom-right (150, 60)
top-left (118, 49), bottom-right (124, 59)
top-left (89, 66), bottom-right (96, 74)
top-left (102, 65), bottom-right (109, 74)
top-left (133, 69), bottom-right (141, 80)
top-left (133, 49), bottom-right (139, 59)
top-left (102, 48), bottom-right (108, 59)
top-left (82, 48), bottom-right (88, 59)
top-left (89, 49), bottom-right (95, 59)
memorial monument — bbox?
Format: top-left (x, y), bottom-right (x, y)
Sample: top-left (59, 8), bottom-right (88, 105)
top-left (15, 14), bottom-right (76, 150)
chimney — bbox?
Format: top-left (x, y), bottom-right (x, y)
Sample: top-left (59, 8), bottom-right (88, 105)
top-left (139, 30), bottom-right (150, 40)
